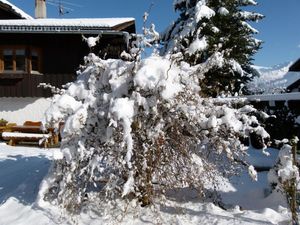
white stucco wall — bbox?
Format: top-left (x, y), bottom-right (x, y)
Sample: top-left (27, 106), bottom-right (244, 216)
top-left (0, 97), bottom-right (51, 125)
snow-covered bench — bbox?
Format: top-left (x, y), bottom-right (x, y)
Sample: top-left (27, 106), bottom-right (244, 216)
top-left (0, 121), bottom-right (60, 147)
top-left (2, 132), bottom-right (56, 148)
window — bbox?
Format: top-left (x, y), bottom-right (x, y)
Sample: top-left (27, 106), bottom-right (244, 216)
top-left (2, 48), bottom-right (26, 72)
top-left (0, 46), bottom-right (41, 74)
top-left (30, 49), bottom-right (40, 73)
top-left (3, 49), bottom-right (14, 71)
top-left (15, 49), bottom-right (26, 71)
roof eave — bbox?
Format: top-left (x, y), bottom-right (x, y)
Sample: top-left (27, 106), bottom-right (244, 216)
top-left (0, 25), bottom-right (132, 34)
top-left (287, 79), bottom-right (300, 90)
top-left (289, 58), bottom-right (300, 72)
top-left (112, 20), bottom-right (135, 31)
top-left (0, 2), bottom-right (33, 19)
top-left (0, 26), bottom-right (130, 35)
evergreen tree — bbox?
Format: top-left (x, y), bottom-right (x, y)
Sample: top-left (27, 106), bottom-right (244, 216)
top-left (162, 0), bottom-right (264, 96)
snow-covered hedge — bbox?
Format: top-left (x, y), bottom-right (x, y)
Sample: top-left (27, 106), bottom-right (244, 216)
top-left (37, 53), bottom-right (266, 212)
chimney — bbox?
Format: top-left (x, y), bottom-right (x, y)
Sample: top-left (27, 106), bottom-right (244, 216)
top-left (35, 0), bottom-right (47, 18)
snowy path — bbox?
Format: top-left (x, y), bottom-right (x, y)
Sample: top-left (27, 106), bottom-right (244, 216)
top-left (0, 143), bottom-right (53, 205)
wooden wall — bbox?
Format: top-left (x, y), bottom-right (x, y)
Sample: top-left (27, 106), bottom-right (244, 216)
top-left (0, 32), bottom-right (128, 97)
top-left (0, 73), bottom-right (75, 97)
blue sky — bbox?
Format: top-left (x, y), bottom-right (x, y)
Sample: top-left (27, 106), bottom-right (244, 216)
top-left (9, 0), bottom-right (300, 67)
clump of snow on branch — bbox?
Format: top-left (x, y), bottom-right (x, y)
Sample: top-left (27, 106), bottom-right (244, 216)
top-left (241, 0), bottom-right (257, 6)
top-left (195, 1), bottom-right (215, 22)
top-left (248, 165), bottom-right (258, 181)
top-left (186, 37), bottom-right (208, 56)
top-left (38, 83), bottom-right (65, 95)
top-left (218, 7), bottom-right (229, 16)
top-left (121, 21), bottom-right (160, 62)
top-left (143, 23), bottom-right (160, 47)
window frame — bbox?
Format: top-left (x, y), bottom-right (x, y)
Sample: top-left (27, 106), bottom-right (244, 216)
top-left (0, 46), bottom-right (42, 74)
top-left (28, 47), bottom-right (42, 74)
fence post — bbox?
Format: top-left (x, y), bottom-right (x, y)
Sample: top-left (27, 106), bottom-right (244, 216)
top-left (291, 137), bottom-right (299, 225)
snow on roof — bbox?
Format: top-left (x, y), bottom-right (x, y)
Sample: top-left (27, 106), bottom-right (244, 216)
top-left (245, 92), bottom-right (300, 101)
top-left (0, 18), bottom-right (134, 28)
top-left (0, 0), bottom-right (33, 19)
top-left (0, 18), bottom-right (135, 34)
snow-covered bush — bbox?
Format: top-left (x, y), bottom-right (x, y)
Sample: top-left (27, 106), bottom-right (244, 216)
top-left (268, 142), bottom-right (299, 223)
top-left (37, 51), bottom-right (266, 213)
top-left (268, 143), bottom-right (299, 192)
top-left (35, 0), bottom-right (269, 216)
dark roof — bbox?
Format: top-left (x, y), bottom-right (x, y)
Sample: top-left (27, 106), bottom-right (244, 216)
top-left (289, 58), bottom-right (300, 72)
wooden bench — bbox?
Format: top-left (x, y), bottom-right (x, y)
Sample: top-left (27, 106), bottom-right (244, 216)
top-left (2, 132), bottom-right (52, 148)
top-left (1, 121), bottom-right (59, 147)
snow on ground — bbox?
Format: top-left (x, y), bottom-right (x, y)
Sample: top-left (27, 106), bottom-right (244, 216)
top-left (245, 146), bottom-right (279, 169)
top-left (0, 97), bottom-right (51, 125)
top-left (0, 143), bottom-right (291, 224)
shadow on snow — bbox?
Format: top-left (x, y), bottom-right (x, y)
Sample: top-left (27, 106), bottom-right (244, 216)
top-left (0, 154), bottom-right (50, 205)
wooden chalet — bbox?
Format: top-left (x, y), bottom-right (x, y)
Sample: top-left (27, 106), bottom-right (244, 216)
top-left (0, 1), bottom-right (135, 98)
